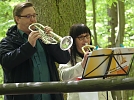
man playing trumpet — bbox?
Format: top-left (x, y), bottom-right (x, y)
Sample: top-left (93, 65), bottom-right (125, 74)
top-left (0, 2), bottom-right (70, 100)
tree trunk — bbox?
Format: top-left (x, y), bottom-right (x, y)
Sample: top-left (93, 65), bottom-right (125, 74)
top-left (27, 1), bottom-right (87, 100)
top-left (107, 2), bottom-right (117, 48)
top-left (92, 0), bottom-right (97, 46)
top-left (111, 1), bottom-right (125, 99)
top-left (115, 0), bottom-right (125, 46)
top-left (1, 77), bottom-right (134, 95)
top-left (28, 0), bottom-right (86, 36)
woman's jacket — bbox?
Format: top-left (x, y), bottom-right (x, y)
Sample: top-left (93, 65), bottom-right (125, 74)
top-left (59, 55), bottom-right (83, 100)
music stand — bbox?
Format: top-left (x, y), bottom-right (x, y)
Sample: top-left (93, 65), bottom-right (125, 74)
top-left (82, 48), bottom-right (134, 100)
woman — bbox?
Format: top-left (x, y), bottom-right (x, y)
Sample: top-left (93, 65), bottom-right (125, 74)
top-left (58, 24), bottom-right (99, 100)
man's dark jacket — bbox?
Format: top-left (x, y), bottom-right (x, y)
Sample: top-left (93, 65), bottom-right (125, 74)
top-left (0, 25), bottom-right (70, 100)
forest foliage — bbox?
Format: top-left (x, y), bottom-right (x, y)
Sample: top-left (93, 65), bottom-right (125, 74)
top-left (0, 0), bottom-right (134, 99)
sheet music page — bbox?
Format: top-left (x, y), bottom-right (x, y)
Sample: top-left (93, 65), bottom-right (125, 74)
top-left (83, 48), bottom-right (113, 78)
top-left (82, 47), bottom-right (134, 79)
top-left (108, 47), bottom-right (134, 75)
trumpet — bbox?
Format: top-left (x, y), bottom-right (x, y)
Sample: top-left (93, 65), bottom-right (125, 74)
top-left (82, 43), bottom-right (96, 54)
top-left (28, 23), bottom-right (73, 51)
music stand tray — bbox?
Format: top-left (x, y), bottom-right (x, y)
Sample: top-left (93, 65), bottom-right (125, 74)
top-left (82, 47), bottom-right (134, 79)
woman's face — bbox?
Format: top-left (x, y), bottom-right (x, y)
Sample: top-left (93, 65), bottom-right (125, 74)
top-left (75, 33), bottom-right (91, 54)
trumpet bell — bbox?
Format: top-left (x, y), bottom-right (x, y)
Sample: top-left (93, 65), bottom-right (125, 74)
top-left (60, 36), bottom-right (73, 50)
top-left (82, 44), bottom-right (96, 54)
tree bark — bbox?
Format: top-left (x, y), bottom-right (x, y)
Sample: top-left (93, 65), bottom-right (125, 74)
top-left (92, 0), bottom-right (97, 46)
top-left (107, 2), bottom-right (117, 47)
top-left (115, 0), bottom-right (125, 46)
top-left (28, 0), bottom-right (86, 36)
top-left (1, 77), bottom-right (134, 95)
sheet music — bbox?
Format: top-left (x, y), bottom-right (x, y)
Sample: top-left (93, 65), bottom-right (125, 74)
top-left (82, 47), bottom-right (134, 79)
top-left (108, 47), bottom-right (134, 75)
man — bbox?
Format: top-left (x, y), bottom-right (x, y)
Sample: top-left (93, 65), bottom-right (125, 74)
top-left (0, 2), bottom-right (70, 100)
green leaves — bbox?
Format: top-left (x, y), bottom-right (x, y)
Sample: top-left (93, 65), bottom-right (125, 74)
top-left (0, 0), bottom-right (25, 38)
top-left (0, 1), bottom-right (14, 38)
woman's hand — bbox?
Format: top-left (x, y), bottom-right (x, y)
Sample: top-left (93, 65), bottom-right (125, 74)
top-left (81, 51), bottom-right (90, 68)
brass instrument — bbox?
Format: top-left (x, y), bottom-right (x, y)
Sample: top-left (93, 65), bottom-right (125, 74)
top-left (82, 43), bottom-right (96, 54)
top-left (28, 23), bottom-right (73, 51)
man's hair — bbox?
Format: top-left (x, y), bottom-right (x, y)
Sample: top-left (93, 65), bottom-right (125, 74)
top-left (13, 2), bottom-right (34, 24)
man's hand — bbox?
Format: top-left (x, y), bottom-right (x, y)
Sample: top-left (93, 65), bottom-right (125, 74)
top-left (44, 26), bottom-right (53, 33)
top-left (28, 31), bottom-right (41, 47)
top-left (28, 25), bottom-right (53, 47)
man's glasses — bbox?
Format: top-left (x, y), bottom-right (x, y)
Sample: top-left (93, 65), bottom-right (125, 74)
top-left (18, 14), bottom-right (38, 19)
top-left (77, 35), bottom-right (90, 41)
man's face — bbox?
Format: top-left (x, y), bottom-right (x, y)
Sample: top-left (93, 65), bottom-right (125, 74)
top-left (15, 7), bottom-right (37, 34)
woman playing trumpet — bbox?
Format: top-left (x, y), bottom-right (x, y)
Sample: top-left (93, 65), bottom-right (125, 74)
top-left (59, 24), bottom-right (99, 100)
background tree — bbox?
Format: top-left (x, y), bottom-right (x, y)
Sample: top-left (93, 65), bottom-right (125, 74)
top-left (115, 0), bottom-right (125, 47)
top-left (28, 0), bottom-right (87, 37)
top-left (107, 2), bottom-right (117, 48)
top-left (27, 0), bottom-right (87, 100)
top-left (91, 0), bottom-right (98, 46)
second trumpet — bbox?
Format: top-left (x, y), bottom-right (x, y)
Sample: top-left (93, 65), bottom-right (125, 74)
top-left (28, 23), bottom-right (73, 51)
top-left (82, 43), bottom-right (96, 54)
